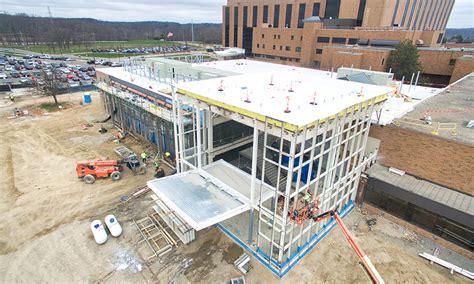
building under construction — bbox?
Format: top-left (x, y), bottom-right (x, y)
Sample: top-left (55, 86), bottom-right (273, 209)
top-left (97, 59), bottom-right (395, 277)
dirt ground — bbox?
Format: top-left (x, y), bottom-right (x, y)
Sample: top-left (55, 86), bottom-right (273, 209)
top-left (0, 91), bottom-right (472, 283)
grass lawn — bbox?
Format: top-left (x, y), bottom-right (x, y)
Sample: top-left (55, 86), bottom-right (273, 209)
top-left (5, 39), bottom-right (184, 54)
top-left (39, 102), bottom-right (62, 111)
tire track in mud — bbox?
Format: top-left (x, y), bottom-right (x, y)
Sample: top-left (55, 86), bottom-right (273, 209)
top-left (0, 146), bottom-right (23, 210)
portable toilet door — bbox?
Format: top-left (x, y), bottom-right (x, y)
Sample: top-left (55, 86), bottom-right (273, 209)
top-left (84, 93), bottom-right (92, 104)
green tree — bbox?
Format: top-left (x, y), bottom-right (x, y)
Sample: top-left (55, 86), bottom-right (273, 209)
top-left (449, 35), bottom-right (464, 43)
top-left (388, 40), bottom-right (422, 80)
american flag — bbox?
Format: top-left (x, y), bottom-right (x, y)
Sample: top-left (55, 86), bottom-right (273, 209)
top-left (167, 32), bottom-right (174, 38)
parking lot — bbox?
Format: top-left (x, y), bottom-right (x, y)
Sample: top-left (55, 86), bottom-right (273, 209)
top-left (0, 53), bottom-right (124, 89)
top-left (90, 44), bottom-right (192, 55)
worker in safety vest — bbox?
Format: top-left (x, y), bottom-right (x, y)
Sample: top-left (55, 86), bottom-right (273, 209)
top-left (153, 160), bottom-right (160, 169)
top-left (303, 191), bottom-right (312, 205)
top-left (165, 152), bottom-right (171, 159)
top-left (141, 152), bottom-right (147, 163)
top-left (9, 95), bottom-right (14, 102)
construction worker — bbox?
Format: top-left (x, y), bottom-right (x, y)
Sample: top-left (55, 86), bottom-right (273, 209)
top-left (153, 160), bottom-right (160, 170)
top-left (154, 167), bottom-right (165, 178)
top-left (303, 191), bottom-right (312, 205)
top-left (9, 94), bottom-right (14, 102)
top-left (164, 151), bottom-right (171, 159)
top-left (141, 152), bottom-right (147, 164)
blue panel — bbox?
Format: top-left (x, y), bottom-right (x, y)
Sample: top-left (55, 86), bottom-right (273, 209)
top-left (282, 155), bottom-right (316, 184)
top-left (217, 201), bottom-right (355, 278)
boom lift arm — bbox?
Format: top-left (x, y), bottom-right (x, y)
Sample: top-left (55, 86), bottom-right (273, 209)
top-left (310, 209), bottom-right (385, 284)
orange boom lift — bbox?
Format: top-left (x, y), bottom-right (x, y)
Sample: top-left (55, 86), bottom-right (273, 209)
top-left (290, 198), bottom-right (385, 284)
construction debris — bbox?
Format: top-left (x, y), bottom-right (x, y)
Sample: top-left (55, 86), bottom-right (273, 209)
top-left (466, 120), bottom-right (474, 129)
top-left (366, 218), bottom-right (377, 230)
top-left (230, 276), bottom-right (246, 284)
top-left (419, 252), bottom-right (474, 280)
top-left (81, 123), bottom-right (93, 130)
top-left (151, 195), bottom-right (195, 244)
top-left (132, 215), bottom-right (177, 261)
top-left (234, 254), bottom-right (251, 274)
top-left (132, 185), bottom-right (151, 198)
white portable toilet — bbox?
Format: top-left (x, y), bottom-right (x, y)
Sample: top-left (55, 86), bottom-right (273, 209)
top-left (105, 215), bottom-right (123, 237)
top-left (90, 220), bottom-right (108, 244)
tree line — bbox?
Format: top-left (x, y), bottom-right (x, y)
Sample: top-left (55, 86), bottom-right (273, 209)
top-left (0, 13), bottom-right (222, 49)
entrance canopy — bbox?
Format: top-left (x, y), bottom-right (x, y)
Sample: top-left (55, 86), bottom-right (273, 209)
top-left (147, 160), bottom-right (274, 231)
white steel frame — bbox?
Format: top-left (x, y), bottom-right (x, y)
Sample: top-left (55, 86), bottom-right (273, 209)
top-left (172, 85), bottom-right (384, 275)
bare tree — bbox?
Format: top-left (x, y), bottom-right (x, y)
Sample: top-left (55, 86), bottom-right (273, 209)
top-left (0, 13), bottom-right (222, 47)
top-left (34, 70), bottom-right (62, 104)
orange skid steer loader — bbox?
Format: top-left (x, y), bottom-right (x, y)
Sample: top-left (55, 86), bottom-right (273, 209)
top-left (76, 160), bottom-right (123, 184)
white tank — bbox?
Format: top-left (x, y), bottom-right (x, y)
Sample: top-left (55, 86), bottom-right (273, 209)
top-left (104, 215), bottom-right (123, 237)
top-left (90, 220), bottom-right (108, 244)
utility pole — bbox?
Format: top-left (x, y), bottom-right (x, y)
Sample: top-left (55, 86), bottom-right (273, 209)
top-left (191, 19), bottom-right (194, 42)
top-left (19, 31), bottom-right (24, 46)
top-left (47, 6), bottom-right (53, 24)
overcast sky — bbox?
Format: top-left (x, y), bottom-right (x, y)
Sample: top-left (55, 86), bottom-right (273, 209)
top-left (0, 0), bottom-right (472, 28)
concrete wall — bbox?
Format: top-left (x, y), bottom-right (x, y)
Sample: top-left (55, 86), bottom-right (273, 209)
top-left (369, 125), bottom-right (474, 195)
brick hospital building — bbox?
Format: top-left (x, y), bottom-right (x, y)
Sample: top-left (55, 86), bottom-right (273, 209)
top-left (222, 0), bottom-right (474, 83)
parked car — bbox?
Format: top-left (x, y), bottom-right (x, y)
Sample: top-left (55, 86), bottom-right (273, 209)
top-left (10, 71), bottom-right (21, 78)
top-left (4, 65), bottom-right (13, 71)
top-left (19, 78), bottom-right (32, 84)
top-left (0, 73), bottom-right (7, 79)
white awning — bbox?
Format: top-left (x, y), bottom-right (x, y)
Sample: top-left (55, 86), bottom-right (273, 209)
top-left (148, 169), bottom-right (250, 231)
top-left (147, 160), bottom-right (274, 231)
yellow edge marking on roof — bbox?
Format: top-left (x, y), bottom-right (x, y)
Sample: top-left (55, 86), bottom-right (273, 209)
top-left (177, 88), bottom-right (392, 133)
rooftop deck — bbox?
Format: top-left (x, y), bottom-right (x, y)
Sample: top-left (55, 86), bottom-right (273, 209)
top-left (177, 61), bottom-right (393, 130)
top-left (367, 164), bottom-right (473, 228)
top-left (397, 73), bottom-right (474, 145)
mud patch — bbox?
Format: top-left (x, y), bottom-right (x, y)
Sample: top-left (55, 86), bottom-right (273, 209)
top-left (222, 242), bottom-right (243, 264)
top-left (184, 232), bottom-right (221, 281)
